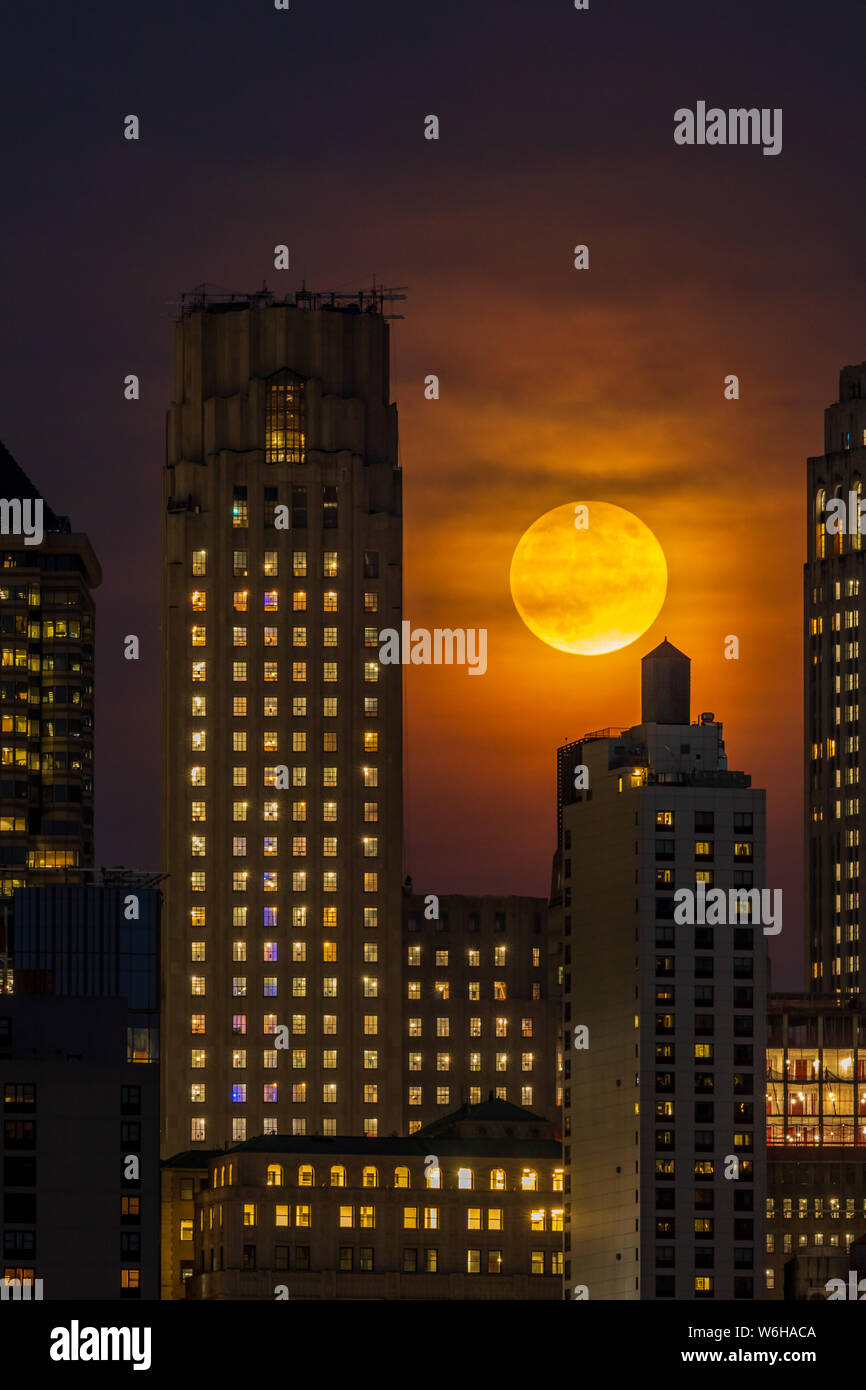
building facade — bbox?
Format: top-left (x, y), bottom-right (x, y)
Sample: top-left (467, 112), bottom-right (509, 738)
top-left (0, 439), bottom-right (100, 993)
top-left (0, 878), bottom-right (160, 1298)
top-left (163, 1100), bottom-right (562, 1300)
top-left (765, 993), bottom-right (866, 1298)
top-left (805, 361), bottom-right (866, 994)
top-left (558, 641), bottom-right (767, 1299)
top-left (401, 891), bottom-right (556, 1132)
top-left (162, 289), bottom-right (403, 1155)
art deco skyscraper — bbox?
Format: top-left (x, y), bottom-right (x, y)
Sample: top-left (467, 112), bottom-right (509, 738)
top-left (162, 289), bottom-right (403, 1157)
top-left (554, 642), bottom-right (766, 1299)
top-left (805, 362), bottom-right (866, 994)
top-left (0, 440), bottom-right (100, 993)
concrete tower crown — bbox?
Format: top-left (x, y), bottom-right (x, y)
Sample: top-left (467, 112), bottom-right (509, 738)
top-left (641, 637), bottom-right (690, 725)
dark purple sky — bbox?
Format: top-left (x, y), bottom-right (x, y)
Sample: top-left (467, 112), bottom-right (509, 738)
top-left (2, 0), bottom-right (865, 989)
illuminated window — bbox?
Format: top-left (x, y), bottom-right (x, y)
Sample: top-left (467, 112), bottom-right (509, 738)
top-left (266, 377), bottom-right (306, 464)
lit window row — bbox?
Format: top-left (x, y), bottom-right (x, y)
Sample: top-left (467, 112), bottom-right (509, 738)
top-left (408, 1052), bottom-right (534, 1070)
top-left (406, 1018), bottom-right (533, 1038)
top-left (406, 946), bottom-right (523, 967)
top-left (407, 981), bottom-right (509, 1001)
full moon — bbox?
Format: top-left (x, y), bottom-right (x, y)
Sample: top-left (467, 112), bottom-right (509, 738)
top-left (509, 500), bottom-right (667, 655)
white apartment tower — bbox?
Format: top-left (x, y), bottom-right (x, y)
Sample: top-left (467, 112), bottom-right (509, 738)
top-left (557, 641), bottom-right (767, 1299)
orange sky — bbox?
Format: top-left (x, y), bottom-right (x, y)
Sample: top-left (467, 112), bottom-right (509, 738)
top-left (392, 240), bottom-right (821, 989)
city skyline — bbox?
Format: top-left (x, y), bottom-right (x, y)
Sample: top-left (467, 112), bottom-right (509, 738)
top-left (3, 0), bottom-right (866, 1329)
top-left (0, 321), bottom-right (842, 994)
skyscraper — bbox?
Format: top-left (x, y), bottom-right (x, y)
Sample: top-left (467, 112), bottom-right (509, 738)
top-left (161, 288), bottom-right (403, 1156)
top-left (805, 362), bottom-right (866, 994)
top-left (556, 641), bottom-right (767, 1299)
top-left (0, 440), bottom-right (100, 993)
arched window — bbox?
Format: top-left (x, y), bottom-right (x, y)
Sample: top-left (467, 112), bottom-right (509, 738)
top-left (854, 480), bottom-right (863, 552)
top-left (394, 1165), bottom-right (410, 1189)
top-left (521, 1168), bottom-right (539, 1191)
top-left (212, 1168), bottom-right (218, 1189)
top-left (298, 1164), bottom-right (315, 1187)
top-left (490, 1167), bottom-right (506, 1191)
top-left (457, 1167), bottom-right (474, 1190)
top-left (362, 1165), bottom-right (379, 1188)
top-left (266, 1164), bottom-right (284, 1187)
top-left (425, 1163), bottom-right (441, 1189)
top-left (330, 1165), bottom-right (346, 1188)
top-left (815, 488), bottom-right (826, 560)
top-left (833, 486), bottom-right (845, 556)
top-left (228, 1163), bottom-right (233, 1184)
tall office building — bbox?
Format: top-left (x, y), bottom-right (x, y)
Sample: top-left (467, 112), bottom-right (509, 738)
top-left (0, 440), bottom-right (100, 993)
top-left (556, 641), bottom-right (767, 1299)
top-left (162, 288), bottom-right (403, 1156)
top-left (805, 362), bottom-right (866, 995)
